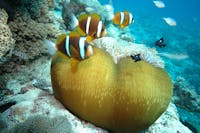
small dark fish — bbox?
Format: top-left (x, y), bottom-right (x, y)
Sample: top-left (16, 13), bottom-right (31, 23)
top-left (131, 54), bottom-right (141, 62)
top-left (155, 37), bottom-right (166, 47)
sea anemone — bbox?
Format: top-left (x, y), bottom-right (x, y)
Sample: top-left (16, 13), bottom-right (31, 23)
top-left (51, 38), bottom-right (173, 132)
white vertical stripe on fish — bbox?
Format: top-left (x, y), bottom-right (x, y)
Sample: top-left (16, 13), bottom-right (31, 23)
top-left (129, 13), bottom-right (133, 24)
top-left (86, 16), bottom-right (91, 34)
top-left (79, 37), bottom-right (86, 59)
top-left (65, 35), bottom-right (71, 57)
top-left (97, 21), bottom-right (102, 38)
top-left (120, 12), bottom-right (124, 25)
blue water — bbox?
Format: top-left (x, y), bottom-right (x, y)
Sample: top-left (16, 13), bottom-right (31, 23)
top-left (101, 0), bottom-right (200, 94)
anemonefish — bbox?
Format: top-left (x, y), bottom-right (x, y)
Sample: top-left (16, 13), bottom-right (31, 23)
top-left (44, 32), bottom-right (93, 60)
top-left (112, 11), bottom-right (134, 28)
top-left (71, 13), bottom-right (107, 41)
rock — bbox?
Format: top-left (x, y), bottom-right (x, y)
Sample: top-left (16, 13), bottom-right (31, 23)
top-left (145, 103), bottom-right (193, 133)
top-left (2, 115), bottom-right (72, 133)
top-left (0, 83), bottom-right (108, 133)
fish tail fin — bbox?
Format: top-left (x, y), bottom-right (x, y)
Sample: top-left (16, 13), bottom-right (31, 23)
top-left (70, 14), bottom-right (79, 29)
top-left (44, 39), bottom-right (57, 55)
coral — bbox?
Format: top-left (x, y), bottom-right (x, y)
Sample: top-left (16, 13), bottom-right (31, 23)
top-left (8, 17), bottom-right (60, 60)
top-left (92, 37), bottom-right (164, 68)
top-left (0, 0), bottom-right (63, 61)
top-left (172, 76), bottom-right (200, 113)
top-left (47, 0), bottom-right (56, 9)
top-left (6, 0), bottom-right (49, 21)
top-left (0, 9), bottom-right (15, 60)
top-left (51, 46), bottom-right (173, 132)
top-left (0, 8), bottom-right (8, 24)
top-left (106, 24), bottom-right (134, 42)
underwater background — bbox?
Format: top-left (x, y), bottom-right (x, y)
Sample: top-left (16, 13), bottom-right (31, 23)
top-left (100, 0), bottom-right (200, 93)
top-left (0, 0), bottom-right (199, 133)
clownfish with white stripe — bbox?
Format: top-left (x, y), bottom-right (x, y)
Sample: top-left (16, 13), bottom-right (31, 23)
top-left (112, 11), bottom-right (134, 28)
top-left (70, 13), bottom-right (107, 42)
top-left (44, 32), bottom-right (93, 60)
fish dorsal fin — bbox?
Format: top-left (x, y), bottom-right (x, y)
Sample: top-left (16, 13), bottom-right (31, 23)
top-left (78, 14), bottom-right (89, 22)
top-left (69, 31), bottom-right (81, 37)
top-left (78, 13), bottom-right (101, 22)
top-left (124, 10), bottom-right (129, 13)
top-left (90, 13), bottom-right (101, 20)
top-left (115, 12), bottom-right (121, 15)
top-left (56, 34), bottom-right (66, 45)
